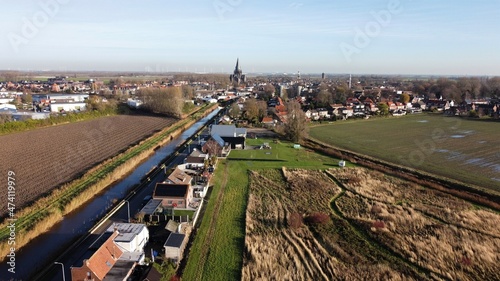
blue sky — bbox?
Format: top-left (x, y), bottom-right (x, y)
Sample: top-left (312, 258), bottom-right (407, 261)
top-left (1, 0), bottom-right (499, 75)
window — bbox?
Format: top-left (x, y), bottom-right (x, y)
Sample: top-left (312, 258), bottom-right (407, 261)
top-left (178, 200), bottom-right (183, 205)
top-left (167, 200), bottom-right (172, 204)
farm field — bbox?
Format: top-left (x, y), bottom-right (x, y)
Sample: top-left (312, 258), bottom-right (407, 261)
top-left (309, 114), bottom-right (500, 191)
top-left (0, 114), bottom-right (176, 218)
top-left (183, 134), bottom-right (500, 281)
top-left (182, 138), bottom-right (341, 281)
top-left (243, 167), bottom-right (500, 280)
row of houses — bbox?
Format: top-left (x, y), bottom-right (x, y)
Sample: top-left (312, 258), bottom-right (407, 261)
top-left (69, 124), bottom-right (247, 280)
top-left (151, 125), bottom-right (246, 210)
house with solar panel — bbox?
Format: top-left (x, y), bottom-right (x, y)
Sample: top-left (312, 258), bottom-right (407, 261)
top-left (153, 167), bottom-right (194, 209)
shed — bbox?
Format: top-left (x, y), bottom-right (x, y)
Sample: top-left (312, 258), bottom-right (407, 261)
top-left (164, 233), bottom-right (186, 262)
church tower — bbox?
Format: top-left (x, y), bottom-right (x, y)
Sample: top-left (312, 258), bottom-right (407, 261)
top-left (230, 58), bottom-right (246, 84)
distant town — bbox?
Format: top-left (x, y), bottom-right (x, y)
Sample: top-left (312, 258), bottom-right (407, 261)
top-left (1, 60), bottom-right (499, 124)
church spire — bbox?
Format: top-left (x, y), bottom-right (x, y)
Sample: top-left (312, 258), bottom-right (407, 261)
top-left (230, 58), bottom-right (245, 84)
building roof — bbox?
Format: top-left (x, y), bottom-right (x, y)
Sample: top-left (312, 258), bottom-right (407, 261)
top-left (211, 124), bottom-right (236, 137)
top-left (185, 156), bottom-right (205, 164)
top-left (211, 125), bottom-right (247, 138)
top-left (139, 199), bottom-right (162, 215)
top-left (87, 231), bottom-right (123, 280)
top-left (189, 149), bottom-right (205, 157)
top-left (164, 233), bottom-right (185, 248)
top-left (235, 128), bottom-right (247, 137)
top-left (144, 265), bottom-right (162, 281)
top-left (153, 183), bottom-right (189, 198)
top-left (262, 116), bottom-right (274, 123)
top-left (104, 260), bottom-right (136, 280)
top-left (210, 133), bottom-right (226, 147)
top-left (165, 220), bottom-right (180, 232)
top-left (106, 223), bottom-right (147, 243)
top-left (167, 167), bottom-right (192, 184)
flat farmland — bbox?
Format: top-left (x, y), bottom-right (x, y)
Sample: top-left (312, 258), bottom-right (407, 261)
top-left (309, 114), bottom-right (500, 191)
top-left (243, 167), bottom-right (499, 280)
top-left (0, 114), bottom-right (176, 218)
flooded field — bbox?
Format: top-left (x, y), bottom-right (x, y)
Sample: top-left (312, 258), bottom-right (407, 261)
top-left (310, 114), bottom-right (500, 191)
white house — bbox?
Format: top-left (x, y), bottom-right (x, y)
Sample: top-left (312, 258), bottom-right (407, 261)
top-left (127, 99), bottom-right (143, 109)
top-left (106, 223), bottom-right (149, 265)
top-left (50, 102), bottom-right (87, 113)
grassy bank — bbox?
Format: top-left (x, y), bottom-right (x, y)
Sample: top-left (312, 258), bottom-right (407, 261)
top-left (0, 103), bottom-right (218, 261)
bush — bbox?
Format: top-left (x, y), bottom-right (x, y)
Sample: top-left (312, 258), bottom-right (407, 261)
top-left (371, 204), bottom-right (383, 214)
top-left (468, 110), bottom-right (478, 118)
top-left (304, 212), bottom-right (330, 225)
top-left (288, 212), bottom-right (303, 229)
top-left (371, 220), bottom-right (385, 229)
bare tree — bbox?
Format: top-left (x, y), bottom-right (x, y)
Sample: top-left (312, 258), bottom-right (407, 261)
top-left (1, 71), bottom-right (19, 83)
top-left (244, 98), bottom-right (259, 123)
top-left (257, 100), bottom-right (268, 121)
top-left (284, 100), bottom-right (308, 143)
top-left (457, 77), bottom-right (481, 101)
top-left (487, 77), bottom-right (500, 99)
top-left (181, 85), bottom-right (195, 100)
top-left (137, 87), bottom-right (183, 118)
top-left (229, 102), bottom-right (240, 119)
top-left (316, 89), bottom-right (333, 107)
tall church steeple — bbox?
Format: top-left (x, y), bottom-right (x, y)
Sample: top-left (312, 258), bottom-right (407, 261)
top-left (230, 58), bottom-right (245, 84)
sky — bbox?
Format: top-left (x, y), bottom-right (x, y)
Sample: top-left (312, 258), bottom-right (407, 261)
top-left (1, 0), bottom-right (499, 76)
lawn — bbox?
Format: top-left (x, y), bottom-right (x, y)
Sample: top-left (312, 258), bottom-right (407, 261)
top-left (181, 138), bottom-right (344, 281)
top-left (173, 210), bottom-right (195, 220)
top-left (309, 114), bottom-right (500, 191)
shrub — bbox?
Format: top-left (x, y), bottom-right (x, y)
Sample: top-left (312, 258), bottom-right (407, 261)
top-left (346, 175), bottom-right (362, 186)
top-left (288, 212), bottom-right (303, 229)
top-left (372, 220), bottom-right (385, 229)
top-left (304, 212), bottom-right (330, 225)
top-left (371, 204), bottom-right (383, 214)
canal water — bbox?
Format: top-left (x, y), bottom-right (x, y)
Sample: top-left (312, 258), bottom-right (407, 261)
top-left (0, 108), bottom-right (220, 280)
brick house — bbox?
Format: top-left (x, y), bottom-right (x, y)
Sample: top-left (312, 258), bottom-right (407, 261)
top-left (153, 183), bottom-right (193, 209)
top-left (71, 232), bottom-right (126, 281)
top-left (202, 134), bottom-right (231, 157)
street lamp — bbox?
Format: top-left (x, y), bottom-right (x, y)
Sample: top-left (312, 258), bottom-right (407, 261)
top-left (124, 200), bottom-right (130, 223)
top-left (54, 262), bottom-right (65, 281)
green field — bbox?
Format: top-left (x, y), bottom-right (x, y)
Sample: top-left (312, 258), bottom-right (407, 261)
top-left (309, 114), bottom-right (500, 191)
top-left (182, 138), bottom-right (344, 281)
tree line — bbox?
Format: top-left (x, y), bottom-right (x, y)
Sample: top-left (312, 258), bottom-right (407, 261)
top-left (136, 87), bottom-right (184, 118)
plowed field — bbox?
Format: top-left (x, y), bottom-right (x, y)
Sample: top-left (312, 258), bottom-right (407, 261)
top-left (0, 114), bottom-right (175, 218)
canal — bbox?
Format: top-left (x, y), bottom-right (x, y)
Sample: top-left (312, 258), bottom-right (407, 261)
top-left (1, 107), bottom-right (221, 280)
